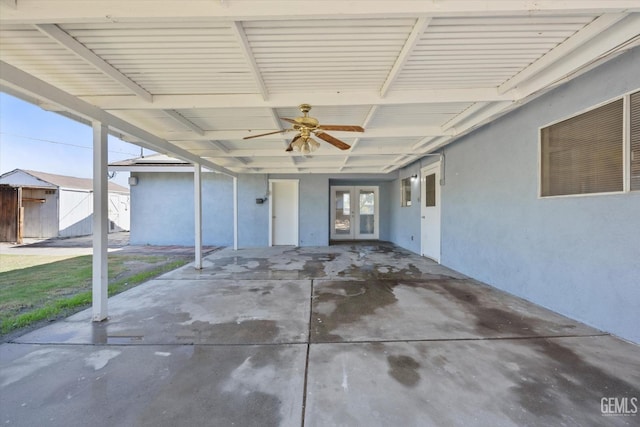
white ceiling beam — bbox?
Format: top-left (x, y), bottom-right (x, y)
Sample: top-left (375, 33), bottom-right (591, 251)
top-left (246, 159), bottom-right (392, 169)
top-left (3, 1), bottom-right (640, 23)
top-left (411, 136), bottom-right (438, 151)
top-left (499, 13), bottom-right (628, 94)
top-left (414, 136), bottom-right (450, 154)
top-left (164, 109), bottom-right (205, 135)
top-left (191, 147), bottom-right (419, 158)
top-left (380, 17), bottom-right (431, 97)
top-left (90, 88), bottom-right (515, 110)
top-left (165, 125), bottom-right (450, 141)
top-left (207, 140), bottom-right (230, 153)
top-left (34, 24), bottom-right (153, 102)
top-left (0, 0), bottom-right (17, 9)
top-left (266, 107), bottom-right (298, 169)
top-left (230, 21), bottom-right (268, 99)
top-left (440, 102), bottom-right (489, 131)
top-left (514, 14), bottom-right (640, 99)
top-left (228, 156), bottom-right (250, 166)
top-left (0, 60), bottom-right (236, 177)
top-left (448, 101), bottom-right (514, 135)
top-left (417, 101), bottom-right (514, 153)
top-left (341, 105), bottom-right (379, 171)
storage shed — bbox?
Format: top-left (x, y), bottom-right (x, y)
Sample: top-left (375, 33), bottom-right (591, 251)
top-left (0, 169), bottom-right (129, 242)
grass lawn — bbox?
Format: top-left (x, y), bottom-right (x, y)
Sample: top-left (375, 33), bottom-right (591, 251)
top-left (0, 253), bottom-right (189, 337)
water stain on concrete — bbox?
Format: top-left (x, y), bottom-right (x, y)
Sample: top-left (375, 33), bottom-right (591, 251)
top-left (440, 281), bottom-right (541, 335)
top-left (387, 355), bottom-right (421, 387)
top-left (312, 280), bottom-right (398, 342)
top-left (437, 281), bottom-right (640, 423)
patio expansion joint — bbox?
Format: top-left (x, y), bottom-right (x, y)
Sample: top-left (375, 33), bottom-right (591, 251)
top-left (5, 340), bottom-right (311, 347)
top-left (308, 333), bottom-right (612, 346)
top-left (300, 278), bottom-right (314, 427)
top-left (7, 332), bottom-right (610, 348)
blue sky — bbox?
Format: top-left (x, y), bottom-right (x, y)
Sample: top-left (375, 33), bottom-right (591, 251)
top-left (0, 92), bottom-right (148, 188)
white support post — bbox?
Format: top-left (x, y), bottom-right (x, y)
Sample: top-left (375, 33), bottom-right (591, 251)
top-left (194, 163), bottom-right (203, 269)
top-left (92, 122), bottom-right (108, 321)
top-left (233, 176), bottom-right (238, 250)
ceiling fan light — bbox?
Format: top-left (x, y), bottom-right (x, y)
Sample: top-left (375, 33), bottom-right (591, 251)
top-left (301, 142), bottom-right (311, 155)
top-left (292, 137), bottom-right (305, 152)
top-left (308, 138), bottom-right (320, 152)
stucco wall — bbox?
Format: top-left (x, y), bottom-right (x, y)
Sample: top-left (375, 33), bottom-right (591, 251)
top-left (130, 172), bottom-right (234, 246)
top-left (390, 47), bottom-right (640, 343)
top-left (131, 171), bottom-right (394, 248)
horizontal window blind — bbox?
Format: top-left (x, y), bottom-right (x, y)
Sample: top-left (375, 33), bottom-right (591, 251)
top-left (541, 99), bottom-right (623, 196)
top-left (631, 91), bottom-right (640, 191)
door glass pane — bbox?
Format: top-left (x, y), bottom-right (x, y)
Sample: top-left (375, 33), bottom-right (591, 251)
top-left (334, 191), bottom-right (351, 235)
top-left (425, 174), bottom-right (436, 207)
top-left (359, 190), bottom-right (375, 234)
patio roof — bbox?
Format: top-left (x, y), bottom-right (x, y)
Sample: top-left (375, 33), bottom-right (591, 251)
top-left (1, 1), bottom-right (639, 174)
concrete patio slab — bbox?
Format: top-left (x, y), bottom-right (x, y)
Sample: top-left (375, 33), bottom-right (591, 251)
top-left (1, 343), bottom-right (305, 427)
top-left (305, 336), bottom-right (640, 427)
top-left (14, 279), bottom-right (311, 345)
top-left (311, 278), bottom-right (600, 342)
top-left (2, 242), bottom-right (638, 426)
top-left (162, 244), bottom-right (466, 281)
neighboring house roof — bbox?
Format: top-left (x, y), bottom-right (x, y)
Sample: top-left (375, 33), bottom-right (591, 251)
top-left (0, 169), bottom-right (129, 193)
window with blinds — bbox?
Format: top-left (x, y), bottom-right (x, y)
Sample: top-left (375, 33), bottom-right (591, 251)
top-left (541, 99), bottom-right (624, 197)
top-left (631, 91), bottom-right (640, 191)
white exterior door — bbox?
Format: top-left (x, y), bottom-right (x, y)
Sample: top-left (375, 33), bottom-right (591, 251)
top-left (421, 163), bottom-right (441, 262)
top-left (270, 179), bottom-right (299, 246)
top-left (330, 186), bottom-right (379, 240)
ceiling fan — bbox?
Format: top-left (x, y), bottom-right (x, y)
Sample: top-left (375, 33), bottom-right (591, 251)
top-left (243, 104), bottom-right (364, 154)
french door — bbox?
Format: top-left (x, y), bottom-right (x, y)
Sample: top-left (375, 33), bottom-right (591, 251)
top-left (330, 186), bottom-right (379, 240)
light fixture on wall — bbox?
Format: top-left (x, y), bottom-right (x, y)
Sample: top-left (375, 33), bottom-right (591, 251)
top-left (411, 174), bottom-right (418, 181)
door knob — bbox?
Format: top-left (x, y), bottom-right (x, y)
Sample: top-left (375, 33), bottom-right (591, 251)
top-left (421, 216), bottom-right (425, 219)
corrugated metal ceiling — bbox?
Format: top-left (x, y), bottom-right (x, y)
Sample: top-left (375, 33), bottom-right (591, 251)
top-left (1, 1), bottom-right (638, 174)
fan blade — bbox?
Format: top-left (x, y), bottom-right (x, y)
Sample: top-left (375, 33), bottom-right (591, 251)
top-left (243, 129), bottom-right (289, 140)
top-left (286, 134), bottom-right (301, 152)
top-left (314, 131), bottom-right (351, 150)
top-left (317, 124), bottom-right (364, 132)
top-left (280, 117), bottom-right (298, 125)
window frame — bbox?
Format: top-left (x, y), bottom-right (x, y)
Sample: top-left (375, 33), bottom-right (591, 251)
top-left (400, 177), bottom-right (412, 207)
top-left (538, 89), bottom-right (638, 199)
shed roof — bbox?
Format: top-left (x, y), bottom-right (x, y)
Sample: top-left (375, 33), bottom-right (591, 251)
top-left (0, 169), bottom-right (129, 193)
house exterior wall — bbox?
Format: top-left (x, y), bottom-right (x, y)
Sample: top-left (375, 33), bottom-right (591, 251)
top-left (130, 172), bottom-right (393, 248)
top-left (390, 47), bottom-right (640, 343)
top-left (130, 172), bottom-right (234, 246)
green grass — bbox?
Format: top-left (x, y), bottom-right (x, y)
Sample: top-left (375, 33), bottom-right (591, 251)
top-left (0, 254), bottom-right (188, 336)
